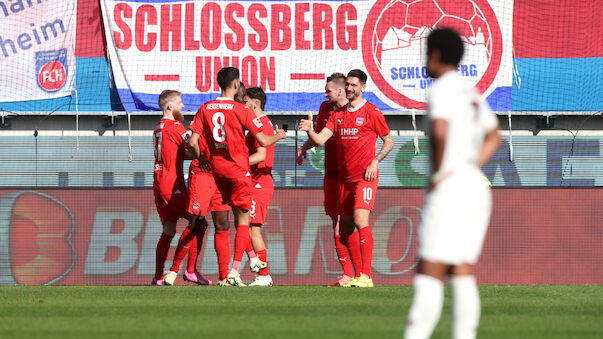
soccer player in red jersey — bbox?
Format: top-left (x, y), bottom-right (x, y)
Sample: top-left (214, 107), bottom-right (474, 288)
top-left (199, 67), bottom-right (286, 286)
top-left (152, 90), bottom-right (192, 286)
top-left (296, 73), bottom-right (361, 287)
top-left (161, 112), bottom-right (229, 286)
top-left (299, 69), bottom-right (394, 288)
top-left (239, 86), bottom-right (276, 286)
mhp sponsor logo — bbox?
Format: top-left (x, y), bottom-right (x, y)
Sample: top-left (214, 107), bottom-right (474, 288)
top-left (35, 49), bottom-right (68, 92)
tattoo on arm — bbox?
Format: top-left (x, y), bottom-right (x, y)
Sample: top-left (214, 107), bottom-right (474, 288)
top-left (375, 151), bottom-right (388, 162)
top-left (374, 134), bottom-right (394, 162)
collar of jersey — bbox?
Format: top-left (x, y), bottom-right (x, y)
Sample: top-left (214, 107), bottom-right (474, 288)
top-left (347, 99), bottom-right (367, 112)
top-left (216, 97), bottom-right (233, 101)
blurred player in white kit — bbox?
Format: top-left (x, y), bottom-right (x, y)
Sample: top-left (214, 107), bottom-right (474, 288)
top-left (404, 28), bottom-right (500, 339)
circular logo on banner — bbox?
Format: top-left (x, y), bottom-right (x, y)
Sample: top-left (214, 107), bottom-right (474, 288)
top-left (37, 61), bottom-right (67, 92)
top-left (362, 0), bottom-right (503, 109)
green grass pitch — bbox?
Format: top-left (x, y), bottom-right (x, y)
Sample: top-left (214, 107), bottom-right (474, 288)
top-left (0, 285), bottom-right (600, 338)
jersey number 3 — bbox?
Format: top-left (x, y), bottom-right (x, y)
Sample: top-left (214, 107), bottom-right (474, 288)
top-left (212, 112), bottom-right (226, 142)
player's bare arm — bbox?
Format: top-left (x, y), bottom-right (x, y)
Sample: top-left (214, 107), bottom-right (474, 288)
top-left (249, 146), bottom-right (267, 166)
top-left (296, 139), bottom-right (318, 165)
top-left (255, 125), bottom-right (286, 147)
top-left (299, 113), bottom-right (333, 146)
top-left (188, 132), bottom-right (209, 165)
top-left (364, 133), bottom-right (394, 181)
top-left (188, 132), bottom-right (201, 158)
top-left (478, 126), bottom-right (501, 166)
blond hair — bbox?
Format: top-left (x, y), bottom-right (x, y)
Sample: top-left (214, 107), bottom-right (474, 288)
top-left (158, 90), bottom-right (181, 110)
top-left (326, 72), bottom-right (346, 88)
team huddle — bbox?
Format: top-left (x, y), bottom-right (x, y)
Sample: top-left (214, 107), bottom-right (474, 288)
top-left (151, 28), bottom-right (500, 338)
top-left (152, 67), bottom-right (285, 287)
top-left (152, 65), bottom-right (393, 288)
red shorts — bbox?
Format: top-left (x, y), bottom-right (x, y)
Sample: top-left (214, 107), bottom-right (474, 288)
top-left (323, 177), bottom-right (339, 216)
top-left (250, 175), bottom-right (274, 225)
top-left (188, 172), bottom-right (230, 216)
top-left (214, 174), bottom-right (253, 210)
top-left (155, 193), bottom-right (188, 224)
top-left (338, 177), bottom-right (379, 215)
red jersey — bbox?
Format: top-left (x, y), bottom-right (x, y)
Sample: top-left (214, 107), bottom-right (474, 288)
top-left (188, 114), bottom-right (212, 174)
top-left (199, 97), bottom-right (263, 178)
top-left (153, 118), bottom-right (190, 196)
top-left (314, 101), bottom-right (340, 180)
top-left (245, 114), bottom-right (275, 179)
top-left (324, 100), bottom-right (390, 181)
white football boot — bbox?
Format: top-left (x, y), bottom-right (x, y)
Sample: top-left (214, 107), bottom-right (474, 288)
top-left (226, 269), bottom-right (247, 286)
top-left (249, 275), bottom-right (273, 287)
top-left (249, 257), bottom-right (268, 273)
top-left (163, 271), bottom-right (178, 286)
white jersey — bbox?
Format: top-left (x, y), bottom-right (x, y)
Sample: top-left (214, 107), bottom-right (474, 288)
top-left (427, 71), bottom-right (498, 182)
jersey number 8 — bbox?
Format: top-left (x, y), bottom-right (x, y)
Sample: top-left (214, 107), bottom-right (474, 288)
top-left (212, 112), bottom-right (226, 142)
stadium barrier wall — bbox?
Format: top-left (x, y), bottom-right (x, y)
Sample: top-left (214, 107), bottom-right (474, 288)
top-left (2, 135), bottom-right (603, 187)
top-left (0, 189), bottom-right (601, 285)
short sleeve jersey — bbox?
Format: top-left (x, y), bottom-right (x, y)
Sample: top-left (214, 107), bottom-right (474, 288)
top-left (314, 101), bottom-right (339, 180)
top-left (188, 113), bottom-right (212, 174)
top-left (245, 114), bottom-right (275, 178)
top-left (153, 118), bottom-right (190, 197)
top-left (200, 97), bottom-right (263, 178)
top-left (427, 71), bottom-right (498, 181)
top-left (324, 100), bottom-right (390, 181)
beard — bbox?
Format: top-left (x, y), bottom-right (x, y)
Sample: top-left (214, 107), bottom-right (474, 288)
top-left (173, 109), bottom-right (184, 122)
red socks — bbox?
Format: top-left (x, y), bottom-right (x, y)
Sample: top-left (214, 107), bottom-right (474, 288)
top-left (256, 249), bottom-right (269, 276)
top-left (334, 234), bottom-right (354, 278)
top-left (233, 225), bottom-right (250, 263)
top-left (169, 227), bottom-right (196, 272)
top-left (358, 227), bottom-right (374, 278)
top-left (155, 232), bottom-right (174, 280)
top-left (341, 231), bottom-right (363, 278)
top-left (186, 221), bottom-right (207, 273)
top-left (186, 236), bottom-right (198, 274)
top-left (214, 230), bottom-right (230, 280)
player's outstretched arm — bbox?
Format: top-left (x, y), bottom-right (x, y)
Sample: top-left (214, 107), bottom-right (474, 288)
top-left (478, 126), bottom-right (500, 166)
top-left (250, 146), bottom-right (267, 166)
top-left (364, 133), bottom-right (394, 181)
top-left (255, 125), bottom-right (287, 147)
top-left (296, 139), bottom-right (317, 165)
top-left (299, 113), bottom-right (332, 147)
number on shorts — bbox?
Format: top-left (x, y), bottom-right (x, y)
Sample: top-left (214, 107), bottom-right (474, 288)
top-left (362, 187), bottom-right (373, 201)
top-left (154, 131), bottom-right (162, 161)
top-left (250, 200), bottom-right (256, 215)
top-left (212, 112), bottom-right (226, 142)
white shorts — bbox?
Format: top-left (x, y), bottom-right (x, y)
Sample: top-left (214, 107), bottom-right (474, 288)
top-left (419, 171), bottom-right (492, 265)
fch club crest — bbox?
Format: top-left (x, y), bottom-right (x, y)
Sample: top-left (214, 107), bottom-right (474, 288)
top-left (36, 49), bottom-right (68, 92)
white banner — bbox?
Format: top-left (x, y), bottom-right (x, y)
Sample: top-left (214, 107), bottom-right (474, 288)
top-left (0, 0), bottom-right (77, 102)
top-left (101, 0), bottom-right (513, 113)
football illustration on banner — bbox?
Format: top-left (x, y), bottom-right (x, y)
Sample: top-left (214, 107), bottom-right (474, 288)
top-left (362, 0), bottom-right (503, 109)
